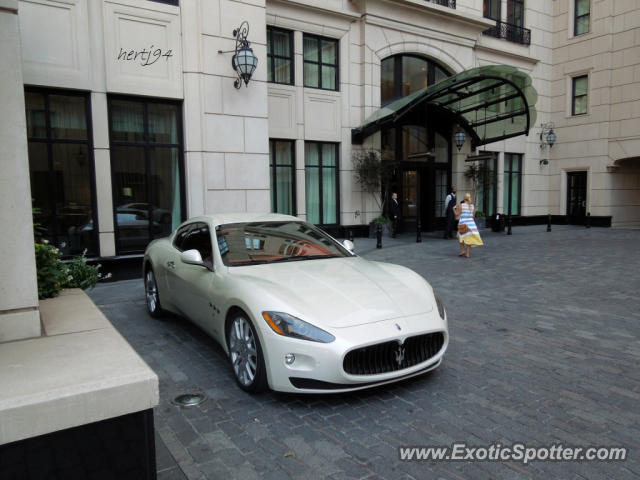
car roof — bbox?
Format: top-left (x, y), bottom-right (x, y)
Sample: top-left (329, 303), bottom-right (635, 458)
top-left (183, 213), bottom-right (301, 228)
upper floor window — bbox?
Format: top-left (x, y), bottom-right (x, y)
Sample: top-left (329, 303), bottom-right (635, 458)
top-left (575, 0), bottom-right (590, 36)
top-left (483, 0), bottom-right (500, 20)
top-left (572, 75), bottom-right (588, 115)
top-left (507, 0), bottom-right (524, 28)
top-left (267, 27), bottom-right (294, 85)
top-left (303, 34), bottom-right (338, 91)
top-left (381, 55), bottom-right (450, 105)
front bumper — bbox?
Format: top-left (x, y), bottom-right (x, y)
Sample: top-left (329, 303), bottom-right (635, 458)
top-left (261, 311), bottom-right (448, 393)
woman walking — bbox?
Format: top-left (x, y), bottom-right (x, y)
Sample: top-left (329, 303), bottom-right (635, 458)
top-left (454, 193), bottom-right (483, 258)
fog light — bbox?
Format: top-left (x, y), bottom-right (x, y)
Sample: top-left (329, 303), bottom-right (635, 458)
top-left (284, 353), bottom-right (295, 365)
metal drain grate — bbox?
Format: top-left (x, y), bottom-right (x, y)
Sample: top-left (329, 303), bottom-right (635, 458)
top-left (172, 392), bottom-right (206, 407)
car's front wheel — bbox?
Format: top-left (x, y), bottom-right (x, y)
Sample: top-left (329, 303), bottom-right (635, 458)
top-left (145, 268), bottom-right (165, 318)
top-left (227, 313), bottom-right (268, 393)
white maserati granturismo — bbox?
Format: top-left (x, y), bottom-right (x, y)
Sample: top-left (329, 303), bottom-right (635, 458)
top-left (143, 213), bottom-right (448, 393)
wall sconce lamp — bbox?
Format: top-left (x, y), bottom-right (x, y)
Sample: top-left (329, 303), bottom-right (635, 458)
top-left (539, 122), bottom-right (556, 148)
top-left (539, 159), bottom-right (549, 166)
top-left (454, 129), bottom-right (467, 151)
top-left (218, 21), bottom-right (258, 89)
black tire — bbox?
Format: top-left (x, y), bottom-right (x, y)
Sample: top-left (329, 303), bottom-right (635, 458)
top-left (144, 267), bottom-right (165, 318)
top-left (227, 312), bottom-right (268, 393)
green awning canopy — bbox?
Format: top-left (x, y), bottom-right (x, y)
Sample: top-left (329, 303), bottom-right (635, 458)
top-left (352, 65), bottom-right (537, 148)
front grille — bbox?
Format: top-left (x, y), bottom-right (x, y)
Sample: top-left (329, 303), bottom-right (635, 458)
top-left (343, 332), bottom-right (445, 375)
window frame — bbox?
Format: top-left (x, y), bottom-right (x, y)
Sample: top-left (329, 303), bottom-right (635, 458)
top-left (107, 95), bottom-right (186, 255)
top-left (269, 139), bottom-right (297, 216)
top-left (266, 26), bottom-right (294, 86)
top-left (477, 153), bottom-right (498, 216)
top-left (24, 86), bottom-right (99, 257)
top-left (304, 141), bottom-right (340, 226)
top-left (574, 0), bottom-right (590, 36)
top-left (507, 0), bottom-right (525, 27)
top-left (483, 0), bottom-right (501, 21)
top-left (303, 33), bottom-right (339, 92)
top-left (503, 153), bottom-right (522, 216)
top-left (381, 54), bottom-right (451, 106)
top-left (571, 75), bottom-right (588, 116)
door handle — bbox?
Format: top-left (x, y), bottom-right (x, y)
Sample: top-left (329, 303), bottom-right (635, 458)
top-left (166, 261), bottom-right (175, 269)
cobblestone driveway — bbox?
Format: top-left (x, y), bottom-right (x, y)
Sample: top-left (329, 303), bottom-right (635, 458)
top-left (89, 226), bottom-right (640, 480)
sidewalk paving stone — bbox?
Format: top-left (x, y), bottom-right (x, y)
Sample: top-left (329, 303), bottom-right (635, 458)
top-left (89, 225), bottom-right (640, 479)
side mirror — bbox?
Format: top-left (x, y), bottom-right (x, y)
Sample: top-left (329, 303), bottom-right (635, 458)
top-left (342, 239), bottom-right (355, 252)
top-left (181, 249), bottom-right (206, 267)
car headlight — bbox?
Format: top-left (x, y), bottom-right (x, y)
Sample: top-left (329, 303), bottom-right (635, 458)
top-left (433, 291), bottom-right (446, 320)
top-left (262, 311), bottom-right (335, 343)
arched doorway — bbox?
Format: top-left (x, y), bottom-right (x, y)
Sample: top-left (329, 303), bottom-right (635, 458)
top-left (380, 54), bottom-right (452, 232)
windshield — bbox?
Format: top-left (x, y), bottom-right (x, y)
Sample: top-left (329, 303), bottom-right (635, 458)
top-left (216, 221), bottom-right (351, 266)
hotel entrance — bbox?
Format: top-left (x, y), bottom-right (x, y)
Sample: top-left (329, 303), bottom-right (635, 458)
top-left (383, 124), bottom-right (451, 233)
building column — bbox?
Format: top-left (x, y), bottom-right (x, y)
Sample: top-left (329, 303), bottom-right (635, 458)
top-left (0, 0), bottom-right (41, 342)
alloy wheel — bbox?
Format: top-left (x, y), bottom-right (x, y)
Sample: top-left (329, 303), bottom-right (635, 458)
top-left (145, 270), bottom-right (159, 314)
top-left (229, 316), bottom-right (258, 387)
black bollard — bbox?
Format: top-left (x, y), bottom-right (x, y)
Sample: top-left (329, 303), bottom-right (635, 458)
top-left (586, 212), bottom-right (591, 228)
top-left (348, 230), bottom-right (354, 242)
top-left (416, 219), bottom-right (422, 243)
top-left (507, 214), bottom-right (512, 235)
top-left (376, 223), bottom-right (382, 249)
top-left (547, 213), bottom-right (552, 232)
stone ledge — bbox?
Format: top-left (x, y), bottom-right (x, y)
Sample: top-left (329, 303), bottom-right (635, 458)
top-left (0, 289), bottom-right (159, 445)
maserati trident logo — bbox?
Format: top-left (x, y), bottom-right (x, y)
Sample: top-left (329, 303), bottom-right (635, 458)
top-left (394, 345), bottom-right (405, 366)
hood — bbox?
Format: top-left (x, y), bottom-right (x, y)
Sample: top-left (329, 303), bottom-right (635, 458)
top-left (229, 257), bottom-right (433, 328)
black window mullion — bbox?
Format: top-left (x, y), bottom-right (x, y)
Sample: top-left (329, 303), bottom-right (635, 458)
top-left (84, 91), bottom-right (99, 256)
top-left (316, 38), bottom-right (322, 89)
top-left (271, 140), bottom-right (278, 211)
top-left (143, 102), bottom-right (153, 243)
top-left (43, 93), bottom-right (59, 247)
top-left (318, 145), bottom-right (324, 223)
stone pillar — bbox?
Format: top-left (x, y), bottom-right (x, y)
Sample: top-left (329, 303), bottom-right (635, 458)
top-left (0, 0), bottom-right (41, 342)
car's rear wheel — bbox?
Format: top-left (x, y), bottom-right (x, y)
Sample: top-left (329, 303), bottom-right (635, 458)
top-left (227, 313), bottom-right (268, 393)
top-left (145, 268), bottom-right (165, 318)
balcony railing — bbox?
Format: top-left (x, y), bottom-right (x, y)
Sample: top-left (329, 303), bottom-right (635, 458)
top-left (483, 21), bottom-right (531, 46)
top-left (426, 0), bottom-right (456, 9)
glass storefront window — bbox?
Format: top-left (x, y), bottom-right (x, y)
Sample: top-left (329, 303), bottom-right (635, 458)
top-left (109, 97), bottom-right (184, 254)
top-left (25, 89), bottom-right (97, 256)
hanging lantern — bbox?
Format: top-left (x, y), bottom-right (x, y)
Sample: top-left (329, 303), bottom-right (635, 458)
top-left (218, 21), bottom-right (259, 89)
top-left (546, 129), bottom-right (556, 148)
top-left (454, 130), bottom-right (467, 151)
top-left (232, 45), bottom-right (258, 88)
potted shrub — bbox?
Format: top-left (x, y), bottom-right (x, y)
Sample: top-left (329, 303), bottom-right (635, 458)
top-left (352, 149), bottom-right (399, 237)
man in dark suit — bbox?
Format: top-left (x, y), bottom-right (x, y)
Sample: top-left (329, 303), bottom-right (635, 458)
top-left (390, 192), bottom-right (401, 238)
top-left (443, 186), bottom-right (457, 239)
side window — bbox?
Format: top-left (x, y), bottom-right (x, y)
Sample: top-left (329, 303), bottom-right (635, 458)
top-left (182, 223), bottom-right (213, 268)
top-left (173, 224), bottom-right (192, 251)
